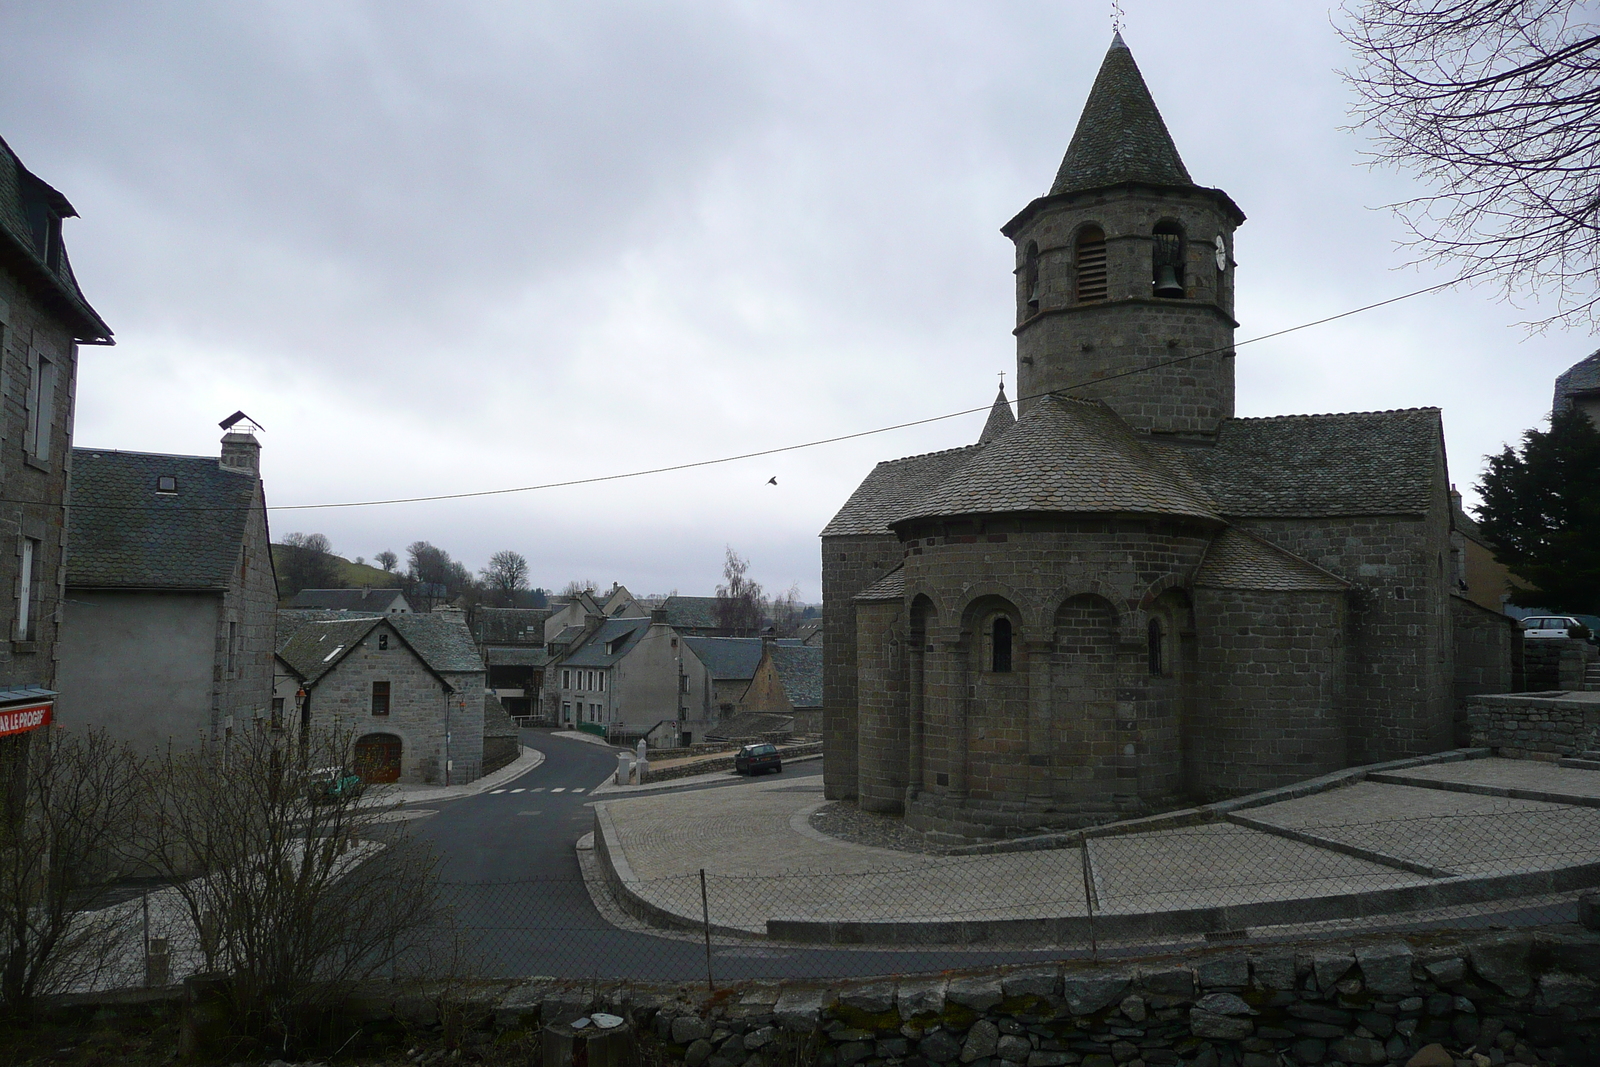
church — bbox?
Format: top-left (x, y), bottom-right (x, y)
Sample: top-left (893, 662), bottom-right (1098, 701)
top-left (819, 35), bottom-right (1516, 843)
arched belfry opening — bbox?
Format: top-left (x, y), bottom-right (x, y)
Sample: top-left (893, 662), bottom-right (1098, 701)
top-left (1152, 220), bottom-right (1185, 298)
top-left (1024, 240), bottom-right (1041, 315)
top-left (1075, 226), bottom-right (1108, 303)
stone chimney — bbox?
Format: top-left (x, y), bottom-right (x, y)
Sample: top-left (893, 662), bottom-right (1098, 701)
top-left (651, 607), bottom-right (669, 624)
top-left (220, 432), bottom-right (260, 475)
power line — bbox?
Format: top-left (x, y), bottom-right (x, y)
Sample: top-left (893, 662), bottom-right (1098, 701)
top-left (55, 268), bottom-right (1489, 515)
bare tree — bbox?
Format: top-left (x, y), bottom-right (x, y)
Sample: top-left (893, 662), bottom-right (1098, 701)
top-left (0, 729), bottom-right (148, 1015)
top-left (374, 550), bottom-right (398, 574)
top-left (768, 583), bottom-right (805, 637)
top-left (141, 726), bottom-right (441, 1046)
top-left (479, 550), bottom-right (529, 607)
top-left (560, 579), bottom-right (598, 598)
top-left (277, 532), bottom-right (345, 596)
top-left (1341, 0), bottom-right (1600, 326)
top-left (715, 547), bottom-right (766, 635)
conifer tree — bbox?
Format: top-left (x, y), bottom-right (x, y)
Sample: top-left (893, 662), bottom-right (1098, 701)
top-left (1476, 408), bottom-right (1600, 612)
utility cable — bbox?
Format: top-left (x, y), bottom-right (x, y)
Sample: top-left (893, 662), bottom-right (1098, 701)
top-left (53, 266), bottom-right (1492, 514)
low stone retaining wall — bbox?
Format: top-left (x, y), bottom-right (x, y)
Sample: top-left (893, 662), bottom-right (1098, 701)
top-left (484, 924), bottom-right (1600, 1067)
top-left (1523, 638), bottom-right (1593, 693)
top-left (641, 742), bottom-right (823, 784)
top-left (1468, 691), bottom-right (1600, 760)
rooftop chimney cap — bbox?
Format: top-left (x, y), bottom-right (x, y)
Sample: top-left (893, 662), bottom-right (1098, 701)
top-left (219, 411), bottom-right (264, 432)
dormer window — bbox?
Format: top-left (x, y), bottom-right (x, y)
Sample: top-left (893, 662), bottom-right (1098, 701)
top-left (156, 476), bottom-right (178, 494)
top-left (1075, 227), bottom-right (1107, 303)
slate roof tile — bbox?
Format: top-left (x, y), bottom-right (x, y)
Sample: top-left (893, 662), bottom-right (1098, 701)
top-left (560, 617), bottom-right (650, 667)
top-left (660, 596), bottom-right (721, 630)
top-left (771, 642), bottom-right (821, 709)
top-left (896, 396), bottom-right (1221, 524)
top-left (820, 445), bottom-right (982, 537)
top-left (682, 636), bottom-right (765, 681)
top-left (1185, 408), bottom-right (1442, 517)
top-left (0, 136), bottom-right (111, 342)
top-left (276, 608), bottom-right (381, 651)
top-left (1555, 349), bottom-right (1600, 413)
top-left (854, 566), bottom-right (906, 602)
top-left (979, 385), bottom-right (1016, 445)
top-left (1050, 35), bottom-right (1193, 196)
top-left (474, 607), bottom-right (552, 644)
top-left (289, 588), bottom-right (407, 612)
top-left (68, 448), bottom-right (260, 590)
top-left (1195, 527), bottom-right (1349, 592)
top-left (277, 611), bottom-right (483, 685)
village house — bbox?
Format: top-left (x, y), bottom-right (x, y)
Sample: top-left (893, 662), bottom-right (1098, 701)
top-left (275, 611), bottom-right (487, 784)
top-left (57, 425), bottom-right (276, 750)
top-left (0, 135), bottom-right (113, 745)
top-left (289, 588), bottom-right (412, 614)
top-left (821, 36), bottom-right (1520, 842)
top-left (473, 605), bottom-right (552, 718)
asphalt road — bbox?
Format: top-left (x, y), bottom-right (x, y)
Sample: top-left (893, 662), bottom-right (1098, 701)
top-left (408, 730), bottom-right (1075, 981)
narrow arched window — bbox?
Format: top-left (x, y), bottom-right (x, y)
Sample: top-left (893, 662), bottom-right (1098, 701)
top-left (1075, 226), bottom-right (1107, 303)
top-left (1024, 241), bottom-right (1040, 314)
top-left (992, 617), bottom-right (1013, 673)
top-left (1152, 221), bottom-right (1184, 298)
top-left (1147, 618), bottom-right (1164, 677)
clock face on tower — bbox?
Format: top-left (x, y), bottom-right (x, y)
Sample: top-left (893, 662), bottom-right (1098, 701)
top-left (1214, 234), bottom-right (1228, 272)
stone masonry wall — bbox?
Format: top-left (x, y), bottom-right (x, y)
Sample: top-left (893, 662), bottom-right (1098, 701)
top-left (214, 481), bottom-right (277, 738)
top-left (822, 534), bottom-right (902, 801)
top-left (1522, 639), bottom-right (1592, 693)
top-left (505, 925), bottom-right (1600, 1067)
top-left (1010, 185), bottom-right (1238, 436)
top-left (856, 596), bottom-right (908, 813)
top-left (1468, 692), bottom-right (1600, 760)
top-left (1236, 513), bottom-right (1455, 767)
top-left (1190, 586), bottom-right (1345, 799)
top-left (1451, 597), bottom-right (1521, 746)
top-left (0, 269), bottom-right (77, 695)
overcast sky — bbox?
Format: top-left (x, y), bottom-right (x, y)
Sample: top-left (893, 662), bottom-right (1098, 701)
top-left (0, 1), bottom-right (1589, 601)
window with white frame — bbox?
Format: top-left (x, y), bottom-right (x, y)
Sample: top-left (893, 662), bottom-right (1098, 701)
top-left (562, 669), bottom-right (571, 689)
top-left (598, 672), bottom-right (605, 692)
top-left (24, 347), bottom-right (56, 462)
top-left (16, 537), bottom-right (37, 640)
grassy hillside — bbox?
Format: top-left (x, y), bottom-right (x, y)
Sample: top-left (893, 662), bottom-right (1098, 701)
top-left (270, 544), bottom-right (403, 591)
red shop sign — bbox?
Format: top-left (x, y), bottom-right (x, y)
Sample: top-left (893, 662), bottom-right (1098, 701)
top-left (0, 703), bottom-right (52, 737)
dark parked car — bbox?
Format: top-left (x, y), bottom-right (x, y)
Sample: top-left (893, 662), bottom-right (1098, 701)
top-left (734, 743), bottom-right (782, 775)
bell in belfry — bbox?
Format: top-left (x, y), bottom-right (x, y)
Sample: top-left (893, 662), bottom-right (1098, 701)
top-left (1153, 262), bottom-right (1183, 298)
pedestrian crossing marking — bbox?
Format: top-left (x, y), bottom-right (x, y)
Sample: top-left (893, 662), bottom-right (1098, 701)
top-left (490, 789), bottom-right (506, 794)
top-left (551, 787), bottom-right (566, 793)
top-left (570, 788), bottom-right (585, 793)
top-left (510, 788), bottom-right (526, 794)
top-left (530, 786), bottom-right (545, 792)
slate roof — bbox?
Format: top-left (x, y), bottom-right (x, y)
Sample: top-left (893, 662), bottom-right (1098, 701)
top-left (0, 136), bottom-right (112, 343)
top-left (771, 643), bottom-right (822, 709)
top-left (483, 692), bottom-right (519, 738)
top-left (475, 607), bottom-right (552, 645)
top-left (288, 588), bottom-right (407, 612)
top-left (276, 608), bottom-right (380, 650)
top-left (1184, 409), bottom-right (1443, 518)
top-left (560, 617), bottom-right (650, 668)
top-left (855, 566), bottom-right (906, 602)
top-left (979, 385), bottom-right (1016, 445)
top-left (820, 445), bottom-right (982, 537)
top-left (896, 396), bottom-right (1221, 525)
top-left (1555, 349), bottom-right (1600, 414)
top-left (68, 448), bottom-right (261, 590)
top-left (660, 596), bottom-right (722, 630)
top-left (277, 611), bottom-right (483, 686)
top-left (486, 646), bottom-right (551, 668)
top-left (1050, 35), bottom-right (1193, 197)
top-left (682, 636), bottom-right (766, 681)
top-left (1194, 527), bottom-right (1349, 592)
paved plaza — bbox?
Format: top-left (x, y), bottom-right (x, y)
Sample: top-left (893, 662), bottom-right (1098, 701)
top-left (592, 754), bottom-right (1600, 944)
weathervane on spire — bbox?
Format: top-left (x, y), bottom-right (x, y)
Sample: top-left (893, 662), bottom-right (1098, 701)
top-left (1111, 0), bottom-right (1125, 33)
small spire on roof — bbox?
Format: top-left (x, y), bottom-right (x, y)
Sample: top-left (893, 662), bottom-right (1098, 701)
top-left (978, 381), bottom-right (1016, 445)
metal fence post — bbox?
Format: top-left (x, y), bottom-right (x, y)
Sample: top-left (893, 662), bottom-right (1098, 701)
top-left (1080, 836), bottom-right (1098, 960)
top-left (699, 868), bottom-right (714, 992)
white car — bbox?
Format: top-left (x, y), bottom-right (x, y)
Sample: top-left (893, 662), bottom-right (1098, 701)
top-left (1521, 616), bottom-right (1587, 639)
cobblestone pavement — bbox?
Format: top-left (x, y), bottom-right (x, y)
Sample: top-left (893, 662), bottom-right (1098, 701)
top-left (596, 753), bottom-right (1600, 939)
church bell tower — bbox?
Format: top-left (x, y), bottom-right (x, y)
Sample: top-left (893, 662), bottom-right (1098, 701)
top-left (1003, 34), bottom-right (1245, 437)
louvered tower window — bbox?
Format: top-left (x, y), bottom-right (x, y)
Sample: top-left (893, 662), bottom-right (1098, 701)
top-left (1075, 226), bottom-right (1107, 303)
top-left (1024, 241), bottom-right (1041, 314)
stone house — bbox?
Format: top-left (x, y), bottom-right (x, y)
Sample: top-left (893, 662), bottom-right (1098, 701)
top-left (57, 429), bottom-right (277, 749)
top-left (275, 612), bottom-right (486, 784)
top-left (545, 612), bottom-right (723, 743)
top-left (0, 135), bottom-right (113, 741)
top-left (289, 588), bottom-right (411, 613)
top-left (821, 35), bottom-right (1518, 842)
top-left (473, 606), bottom-right (552, 718)
top-left (740, 636), bottom-right (823, 734)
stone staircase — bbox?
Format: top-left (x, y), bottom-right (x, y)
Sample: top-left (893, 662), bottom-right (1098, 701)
top-left (1588, 659), bottom-right (1600, 692)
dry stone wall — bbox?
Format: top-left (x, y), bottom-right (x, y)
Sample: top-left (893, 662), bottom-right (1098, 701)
top-left (1468, 692), bottom-right (1600, 760)
top-left (495, 925), bottom-right (1600, 1067)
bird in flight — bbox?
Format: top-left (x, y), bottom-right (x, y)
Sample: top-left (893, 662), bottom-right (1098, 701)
top-left (767, 477), bottom-right (778, 485)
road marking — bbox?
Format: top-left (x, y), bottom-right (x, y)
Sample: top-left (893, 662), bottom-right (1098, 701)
top-left (490, 789), bottom-right (507, 794)
top-left (551, 787), bottom-right (566, 793)
top-left (529, 787), bottom-right (545, 792)
top-left (510, 788), bottom-right (526, 794)
top-left (570, 788), bottom-right (585, 793)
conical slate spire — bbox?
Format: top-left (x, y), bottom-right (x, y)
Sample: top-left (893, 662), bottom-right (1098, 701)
top-left (978, 383), bottom-right (1016, 445)
top-left (1050, 35), bottom-right (1193, 196)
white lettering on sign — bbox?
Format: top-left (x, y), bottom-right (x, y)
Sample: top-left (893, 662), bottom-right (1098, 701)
top-left (0, 703), bottom-right (52, 737)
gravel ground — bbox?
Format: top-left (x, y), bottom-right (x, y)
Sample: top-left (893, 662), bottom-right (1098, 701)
top-left (807, 800), bottom-right (949, 854)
